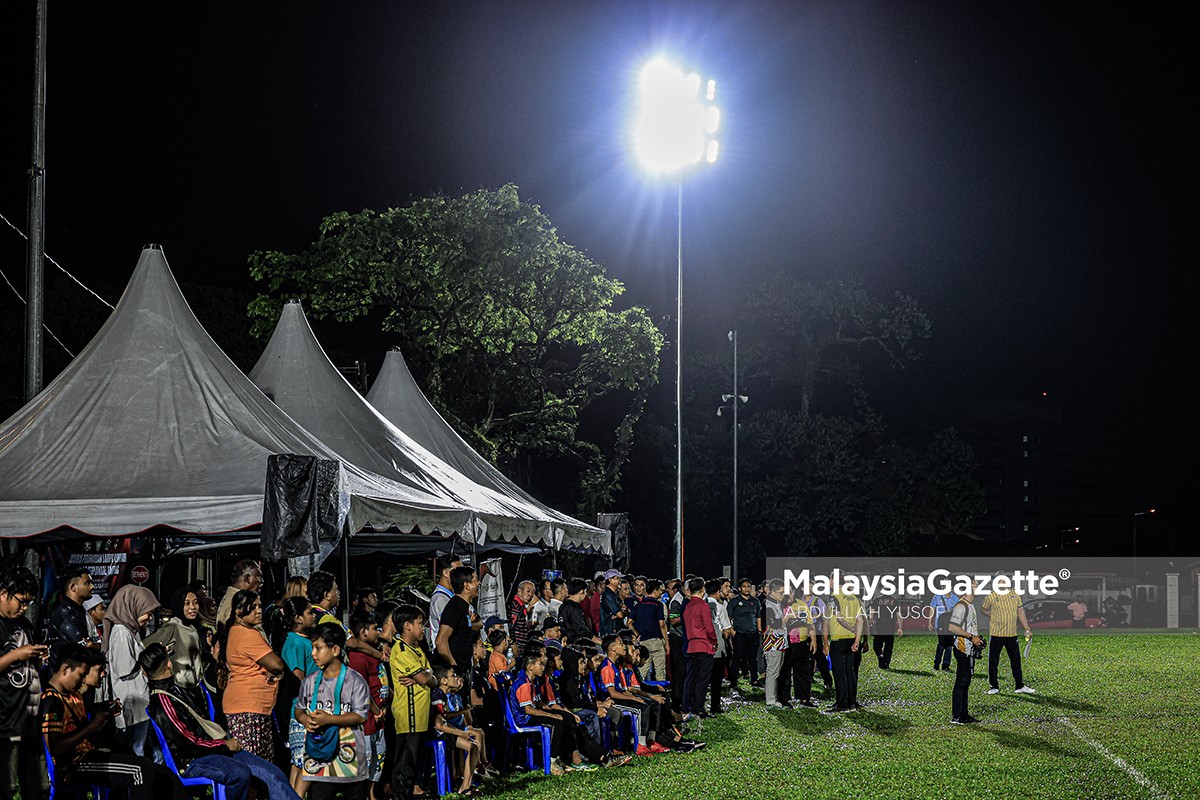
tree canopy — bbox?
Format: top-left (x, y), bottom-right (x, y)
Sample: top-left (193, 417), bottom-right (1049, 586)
top-left (248, 184), bottom-right (664, 511)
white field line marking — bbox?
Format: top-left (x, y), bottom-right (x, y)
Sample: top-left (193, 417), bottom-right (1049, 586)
top-left (1061, 717), bottom-right (1172, 800)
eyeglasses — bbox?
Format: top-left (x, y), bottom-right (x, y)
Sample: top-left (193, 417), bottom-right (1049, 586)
top-left (13, 596), bottom-right (33, 609)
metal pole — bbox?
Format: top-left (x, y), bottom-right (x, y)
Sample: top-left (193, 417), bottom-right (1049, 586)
top-left (732, 329), bottom-right (738, 582)
top-left (675, 174), bottom-right (684, 579)
top-left (25, 0), bottom-right (48, 403)
top-left (341, 532), bottom-right (351, 626)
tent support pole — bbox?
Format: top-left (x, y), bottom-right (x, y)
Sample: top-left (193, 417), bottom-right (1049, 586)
top-left (341, 530), bottom-right (351, 626)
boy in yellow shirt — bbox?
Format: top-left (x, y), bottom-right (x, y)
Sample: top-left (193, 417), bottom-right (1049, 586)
top-left (389, 605), bottom-right (436, 799)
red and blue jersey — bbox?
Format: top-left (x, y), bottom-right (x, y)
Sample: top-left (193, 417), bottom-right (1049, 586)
top-left (598, 657), bottom-right (627, 697)
top-left (509, 671), bottom-right (542, 727)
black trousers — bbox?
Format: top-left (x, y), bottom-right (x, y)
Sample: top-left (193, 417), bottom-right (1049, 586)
top-left (709, 656), bottom-right (726, 712)
top-left (873, 634), bottom-right (895, 668)
top-left (390, 730), bottom-right (426, 800)
top-left (72, 752), bottom-right (187, 800)
top-left (668, 632), bottom-right (686, 708)
top-left (813, 636), bottom-right (833, 687)
top-left (782, 641), bottom-right (814, 703)
top-left (952, 648), bottom-right (972, 719)
top-left (683, 652), bottom-right (713, 715)
top-left (537, 708), bottom-right (580, 760)
top-left (829, 639), bottom-right (858, 709)
top-left (935, 633), bottom-right (954, 668)
top-left (988, 636), bottom-right (1025, 689)
top-left (729, 631), bottom-right (760, 687)
top-left (0, 725), bottom-right (49, 800)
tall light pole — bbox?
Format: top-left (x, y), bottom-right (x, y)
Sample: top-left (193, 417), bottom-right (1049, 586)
top-left (1133, 508), bottom-right (1155, 558)
top-left (718, 330), bottom-right (747, 580)
top-left (634, 57), bottom-right (720, 578)
top-left (25, 0), bottom-right (48, 403)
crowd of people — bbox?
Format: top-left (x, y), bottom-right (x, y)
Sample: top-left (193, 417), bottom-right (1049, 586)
top-left (0, 556), bottom-right (1036, 799)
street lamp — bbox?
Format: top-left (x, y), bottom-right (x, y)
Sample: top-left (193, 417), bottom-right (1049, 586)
top-left (1133, 508), bottom-right (1155, 558)
top-left (634, 56), bottom-right (720, 579)
top-left (716, 330), bottom-right (747, 580)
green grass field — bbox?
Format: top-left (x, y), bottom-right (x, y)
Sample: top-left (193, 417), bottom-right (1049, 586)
top-left (484, 635), bottom-right (1200, 800)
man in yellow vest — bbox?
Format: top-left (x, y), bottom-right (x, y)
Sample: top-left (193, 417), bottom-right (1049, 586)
top-left (821, 585), bottom-right (863, 713)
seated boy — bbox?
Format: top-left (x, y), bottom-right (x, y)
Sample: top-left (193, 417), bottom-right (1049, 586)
top-left (42, 643), bottom-right (187, 800)
top-left (143, 642), bottom-right (300, 800)
top-left (598, 635), bottom-right (696, 754)
top-left (432, 664), bottom-right (495, 794)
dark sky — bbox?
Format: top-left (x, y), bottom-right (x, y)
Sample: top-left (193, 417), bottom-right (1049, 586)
top-left (0, 3), bottom-right (1188, 512)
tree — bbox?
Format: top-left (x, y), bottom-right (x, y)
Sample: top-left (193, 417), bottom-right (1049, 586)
top-left (247, 185), bottom-right (664, 512)
top-left (744, 274), bottom-right (932, 418)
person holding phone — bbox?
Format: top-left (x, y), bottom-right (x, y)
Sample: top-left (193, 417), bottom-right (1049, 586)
top-left (0, 563), bottom-right (50, 800)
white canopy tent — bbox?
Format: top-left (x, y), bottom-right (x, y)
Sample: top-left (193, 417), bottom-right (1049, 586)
top-left (250, 301), bottom-right (610, 553)
top-left (366, 348), bottom-right (611, 554)
top-left (0, 246), bottom-right (471, 540)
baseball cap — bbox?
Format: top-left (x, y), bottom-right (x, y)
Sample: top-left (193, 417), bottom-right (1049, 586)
top-left (483, 615), bottom-right (504, 629)
top-left (603, 569), bottom-right (622, 580)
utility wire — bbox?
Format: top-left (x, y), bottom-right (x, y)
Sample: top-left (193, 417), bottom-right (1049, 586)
top-left (0, 265), bottom-right (74, 357)
top-left (0, 209), bottom-right (114, 309)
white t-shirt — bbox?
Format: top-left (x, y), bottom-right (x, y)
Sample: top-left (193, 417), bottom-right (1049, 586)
top-left (949, 600), bottom-right (979, 656)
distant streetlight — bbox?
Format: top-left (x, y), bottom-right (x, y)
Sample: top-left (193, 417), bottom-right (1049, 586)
top-left (1132, 508), bottom-right (1155, 558)
top-left (633, 56), bottom-right (720, 578)
top-left (716, 330), bottom-right (747, 580)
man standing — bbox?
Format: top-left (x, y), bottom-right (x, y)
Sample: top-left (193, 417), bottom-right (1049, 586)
top-left (871, 593), bottom-right (902, 670)
top-left (948, 581), bottom-right (984, 724)
top-left (434, 566), bottom-right (482, 703)
top-left (560, 579), bottom-right (599, 646)
top-left (508, 580), bottom-right (536, 657)
top-left (981, 573), bottom-right (1035, 695)
top-left (633, 580), bottom-right (670, 682)
top-left (427, 555), bottom-right (463, 647)
top-left (666, 579), bottom-right (688, 710)
top-left (0, 564), bottom-right (49, 800)
top-left (782, 591), bottom-right (818, 707)
top-left (598, 570), bottom-right (626, 637)
top-left (928, 588), bottom-right (959, 672)
top-left (681, 578), bottom-right (715, 718)
top-left (761, 580), bottom-right (789, 708)
top-left (822, 585), bottom-right (863, 713)
top-left (1067, 595), bottom-right (1089, 628)
top-left (727, 579), bottom-right (760, 692)
top-left (705, 578), bottom-right (734, 714)
top-left (217, 560), bottom-right (262, 627)
top-left (47, 566), bottom-right (97, 668)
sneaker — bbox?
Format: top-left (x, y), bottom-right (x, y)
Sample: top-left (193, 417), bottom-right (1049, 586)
top-left (765, 702), bottom-right (785, 709)
top-left (798, 699), bottom-right (817, 708)
top-left (959, 715), bottom-right (981, 724)
top-left (550, 762), bottom-right (566, 776)
top-left (604, 754), bottom-right (634, 768)
top-left (986, 688), bottom-right (1000, 695)
top-left (635, 744), bottom-right (653, 757)
top-left (951, 716), bottom-right (965, 725)
top-left (684, 740), bottom-right (706, 751)
top-left (648, 742), bottom-right (670, 754)
top-left (826, 705), bottom-right (852, 713)
top-left (674, 741), bottom-right (698, 753)
top-left (569, 761), bottom-right (599, 772)
top-left (1014, 686), bottom-right (1036, 694)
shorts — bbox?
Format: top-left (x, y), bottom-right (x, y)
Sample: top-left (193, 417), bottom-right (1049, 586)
top-left (366, 729), bottom-right (385, 782)
top-left (288, 717), bottom-right (306, 768)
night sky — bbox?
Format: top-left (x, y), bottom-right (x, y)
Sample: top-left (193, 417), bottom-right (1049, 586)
top-left (0, 3), bottom-right (1187, 531)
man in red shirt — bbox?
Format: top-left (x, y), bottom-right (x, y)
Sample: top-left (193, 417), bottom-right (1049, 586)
top-left (681, 578), bottom-right (716, 718)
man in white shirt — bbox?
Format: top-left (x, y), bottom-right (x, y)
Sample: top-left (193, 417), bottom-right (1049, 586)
top-left (426, 554), bottom-right (463, 647)
top-left (705, 578), bottom-right (734, 714)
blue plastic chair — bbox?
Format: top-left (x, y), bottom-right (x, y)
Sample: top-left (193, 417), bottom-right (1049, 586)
top-left (589, 672), bottom-right (639, 750)
top-left (427, 737), bottom-right (452, 796)
top-left (494, 672), bottom-right (552, 775)
top-left (199, 683), bottom-right (216, 721)
top-left (147, 717), bottom-right (227, 799)
top-left (44, 738), bottom-right (107, 799)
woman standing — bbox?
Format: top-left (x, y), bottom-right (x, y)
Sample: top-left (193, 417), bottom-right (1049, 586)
top-left (145, 587), bottom-right (207, 708)
top-left (105, 584), bottom-right (161, 758)
top-left (220, 589), bottom-right (285, 761)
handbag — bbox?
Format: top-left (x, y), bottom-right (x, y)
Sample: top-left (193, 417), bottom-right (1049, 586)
top-left (305, 664), bottom-right (346, 762)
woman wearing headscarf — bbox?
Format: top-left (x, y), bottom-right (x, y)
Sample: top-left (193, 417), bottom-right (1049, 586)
top-left (105, 583), bottom-right (161, 758)
top-left (145, 586), bottom-right (207, 709)
top-left (219, 589), bottom-right (285, 761)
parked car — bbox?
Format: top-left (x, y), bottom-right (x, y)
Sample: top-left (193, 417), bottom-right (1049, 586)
top-left (1023, 598), bottom-right (1106, 629)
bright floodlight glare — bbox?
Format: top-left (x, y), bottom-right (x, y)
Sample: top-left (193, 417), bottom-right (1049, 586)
top-left (706, 140), bottom-right (719, 163)
top-left (635, 57), bottom-right (720, 173)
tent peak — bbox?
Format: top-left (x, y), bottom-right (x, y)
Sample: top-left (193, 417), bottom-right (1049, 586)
top-left (142, 242), bottom-right (163, 251)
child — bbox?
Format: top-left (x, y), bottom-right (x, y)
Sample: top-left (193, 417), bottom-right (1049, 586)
top-left (347, 611), bottom-right (389, 796)
top-left (508, 645), bottom-right (595, 774)
top-left (432, 665), bottom-right (494, 794)
top-left (468, 636), bottom-right (489, 713)
top-left (599, 635), bottom-right (694, 755)
top-left (486, 629), bottom-right (513, 690)
top-left (559, 647), bottom-right (622, 762)
top-left (389, 605), bottom-right (436, 800)
top-left (273, 595), bottom-right (317, 796)
top-left (294, 622), bottom-right (371, 800)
